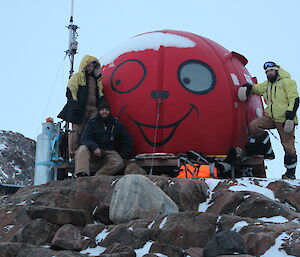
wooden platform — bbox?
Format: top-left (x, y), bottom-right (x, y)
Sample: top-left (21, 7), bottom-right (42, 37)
top-left (56, 155), bottom-right (266, 178)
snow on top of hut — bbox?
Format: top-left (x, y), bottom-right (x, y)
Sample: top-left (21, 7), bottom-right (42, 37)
top-left (100, 31), bottom-right (196, 66)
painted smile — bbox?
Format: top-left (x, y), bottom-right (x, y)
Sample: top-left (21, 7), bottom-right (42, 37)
top-left (119, 104), bottom-right (199, 147)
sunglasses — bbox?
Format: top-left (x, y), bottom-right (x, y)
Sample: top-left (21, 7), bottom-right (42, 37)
top-left (263, 61), bottom-right (277, 70)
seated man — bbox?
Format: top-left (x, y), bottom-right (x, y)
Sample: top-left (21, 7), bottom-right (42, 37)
top-left (74, 102), bottom-right (133, 177)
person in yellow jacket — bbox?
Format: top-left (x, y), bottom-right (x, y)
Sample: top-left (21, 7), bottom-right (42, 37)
top-left (238, 61), bottom-right (299, 179)
top-left (58, 55), bottom-right (106, 157)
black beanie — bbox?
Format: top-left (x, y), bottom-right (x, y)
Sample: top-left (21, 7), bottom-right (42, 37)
top-left (98, 101), bottom-right (111, 110)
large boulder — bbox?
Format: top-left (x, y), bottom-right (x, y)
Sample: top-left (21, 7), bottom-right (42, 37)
top-left (109, 175), bottom-right (179, 224)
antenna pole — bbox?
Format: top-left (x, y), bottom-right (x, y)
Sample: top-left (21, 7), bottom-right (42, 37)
top-left (66, 0), bottom-right (79, 78)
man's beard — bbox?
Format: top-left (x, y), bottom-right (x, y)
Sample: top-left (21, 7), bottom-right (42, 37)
top-left (267, 74), bottom-right (278, 83)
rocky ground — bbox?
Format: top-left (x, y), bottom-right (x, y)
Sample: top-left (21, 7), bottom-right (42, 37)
top-left (0, 130), bottom-right (35, 186)
top-left (0, 175), bottom-right (299, 257)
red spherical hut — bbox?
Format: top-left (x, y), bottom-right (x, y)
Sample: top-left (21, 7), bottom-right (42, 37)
top-left (100, 30), bottom-right (263, 156)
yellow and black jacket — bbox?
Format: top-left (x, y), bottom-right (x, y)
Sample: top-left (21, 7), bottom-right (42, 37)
top-left (58, 55), bottom-right (104, 124)
top-left (251, 67), bottom-right (299, 124)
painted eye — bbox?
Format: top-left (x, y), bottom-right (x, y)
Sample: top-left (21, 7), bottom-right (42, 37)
top-left (178, 60), bottom-right (216, 94)
top-left (111, 59), bottom-right (146, 94)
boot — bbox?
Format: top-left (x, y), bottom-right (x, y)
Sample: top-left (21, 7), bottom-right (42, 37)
top-left (282, 155), bottom-right (297, 180)
top-left (245, 131), bottom-right (275, 159)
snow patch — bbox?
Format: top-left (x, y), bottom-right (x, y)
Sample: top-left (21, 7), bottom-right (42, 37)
top-left (128, 226), bottom-right (134, 231)
top-left (258, 216), bottom-right (289, 223)
top-left (229, 179), bottom-right (276, 200)
top-left (135, 241), bottom-right (154, 257)
top-left (111, 179), bottom-right (118, 186)
top-left (231, 221), bottom-right (249, 232)
top-left (261, 232), bottom-right (294, 257)
top-left (0, 168), bottom-right (9, 178)
top-left (155, 253), bottom-right (168, 257)
top-left (147, 221), bottom-right (155, 229)
top-left (198, 178), bottom-right (220, 212)
top-left (198, 198), bottom-right (213, 212)
top-left (159, 216), bottom-right (168, 229)
top-left (4, 225), bottom-right (14, 232)
top-left (95, 229), bottom-right (109, 244)
top-left (0, 143), bottom-right (8, 150)
top-left (80, 246), bottom-right (106, 256)
top-left (101, 32), bottom-right (196, 65)
top-left (204, 178), bottom-right (221, 191)
top-left (168, 180), bottom-right (175, 186)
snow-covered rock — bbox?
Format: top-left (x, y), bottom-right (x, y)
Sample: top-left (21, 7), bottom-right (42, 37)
top-left (0, 130), bottom-right (35, 186)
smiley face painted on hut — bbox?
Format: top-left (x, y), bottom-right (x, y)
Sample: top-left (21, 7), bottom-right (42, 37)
top-left (100, 30), bottom-right (263, 156)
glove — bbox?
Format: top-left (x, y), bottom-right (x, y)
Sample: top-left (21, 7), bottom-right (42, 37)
top-left (286, 110), bottom-right (295, 120)
top-left (284, 120), bottom-right (294, 133)
top-left (238, 83), bottom-right (253, 102)
top-left (237, 87), bottom-right (247, 102)
top-left (242, 83), bottom-right (253, 96)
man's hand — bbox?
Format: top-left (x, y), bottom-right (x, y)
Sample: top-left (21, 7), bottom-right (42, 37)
top-left (242, 83), bottom-right (253, 95)
top-left (284, 120), bottom-right (294, 134)
top-left (284, 111), bottom-right (295, 133)
top-left (94, 148), bottom-right (102, 157)
top-left (238, 83), bottom-right (253, 102)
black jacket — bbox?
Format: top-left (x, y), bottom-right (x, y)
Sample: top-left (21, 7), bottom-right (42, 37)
top-left (57, 72), bottom-right (104, 124)
top-left (81, 114), bottom-right (133, 159)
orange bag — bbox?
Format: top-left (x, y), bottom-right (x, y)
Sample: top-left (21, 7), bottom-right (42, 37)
top-left (177, 163), bottom-right (218, 178)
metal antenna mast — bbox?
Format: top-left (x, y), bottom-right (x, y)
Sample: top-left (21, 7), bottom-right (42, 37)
top-left (66, 0), bottom-right (79, 78)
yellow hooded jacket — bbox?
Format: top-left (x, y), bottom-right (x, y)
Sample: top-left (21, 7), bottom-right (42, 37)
top-left (67, 55), bottom-right (103, 101)
top-left (251, 67), bottom-right (299, 124)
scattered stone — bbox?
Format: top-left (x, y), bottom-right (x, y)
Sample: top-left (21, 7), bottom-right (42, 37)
top-left (149, 242), bottom-right (184, 257)
top-left (11, 218), bottom-right (58, 245)
top-left (0, 130), bottom-right (35, 186)
top-left (268, 181), bottom-right (300, 212)
top-left (81, 223), bottom-right (107, 249)
top-left (16, 248), bottom-right (87, 257)
top-left (233, 193), bottom-right (299, 220)
top-left (51, 224), bottom-right (82, 251)
top-left (67, 191), bottom-right (99, 212)
top-left (100, 223), bottom-right (149, 249)
top-left (184, 247), bottom-right (204, 257)
top-left (243, 232), bottom-right (278, 256)
top-left (109, 175), bottom-right (179, 224)
top-left (160, 178), bottom-right (208, 212)
top-left (93, 202), bottom-right (113, 225)
top-left (26, 206), bottom-right (93, 226)
top-left (152, 212), bottom-right (217, 249)
top-left (102, 242), bottom-right (136, 256)
top-left (203, 230), bottom-right (248, 257)
top-left (124, 163), bottom-right (147, 175)
top-left (0, 242), bottom-right (35, 257)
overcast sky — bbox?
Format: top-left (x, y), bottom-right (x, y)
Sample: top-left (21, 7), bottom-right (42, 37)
top-left (1, 0), bottom-right (299, 178)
